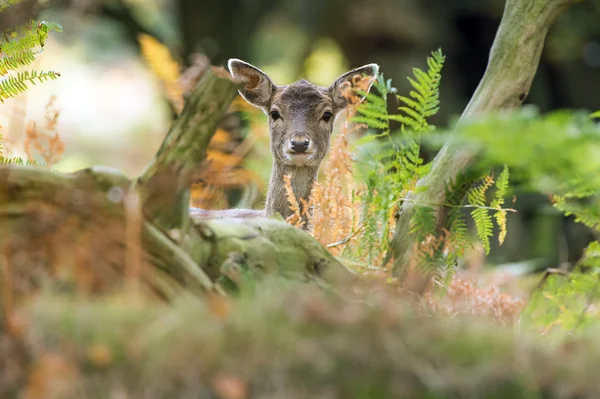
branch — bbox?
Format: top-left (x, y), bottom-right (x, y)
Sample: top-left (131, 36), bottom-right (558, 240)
top-left (134, 66), bottom-right (243, 230)
top-left (389, 0), bottom-right (582, 286)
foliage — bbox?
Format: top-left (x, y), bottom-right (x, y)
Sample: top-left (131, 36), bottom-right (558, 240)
top-left (447, 107), bottom-right (600, 238)
top-left (138, 33), bottom-right (183, 113)
top-left (490, 165), bottom-right (510, 245)
top-left (349, 51), bottom-right (445, 264)
top-left (442, 108), bottom-right (600, 333)
top-left (340, 49), bottom-right (510, 277)
top-left (522, 242), bottom-right (600, 334)
top-left (3, 280), bottom-right (599, 398)
top-left (0, 3), bottom-right (62, 102)
top-left (0, 95), bottom-right (64, 167)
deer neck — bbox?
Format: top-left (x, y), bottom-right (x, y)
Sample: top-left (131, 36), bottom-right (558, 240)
top-left (266, 161), bottom-right (319, 220)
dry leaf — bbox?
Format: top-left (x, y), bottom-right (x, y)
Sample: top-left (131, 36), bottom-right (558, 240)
top-left (213, 374), bottom-right (248, 399)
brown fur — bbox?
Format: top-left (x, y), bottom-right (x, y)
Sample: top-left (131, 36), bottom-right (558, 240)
top-left (190, 59), bottom-right (378, 227)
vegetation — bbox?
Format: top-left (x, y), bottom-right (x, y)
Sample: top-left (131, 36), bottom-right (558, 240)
top-left (0, 1), bottom-right (61, 102)
top-left (2, 0), bottom-right (600, 397)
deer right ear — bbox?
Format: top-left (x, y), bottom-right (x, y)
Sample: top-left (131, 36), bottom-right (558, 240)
top-left (330, 63), bottom-right (379, 109)
top-left (228, 59), bottom-right (275, 109)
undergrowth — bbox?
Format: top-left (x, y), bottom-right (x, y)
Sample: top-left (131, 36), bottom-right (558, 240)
top-left (0, 2), bottom-right (62, 102)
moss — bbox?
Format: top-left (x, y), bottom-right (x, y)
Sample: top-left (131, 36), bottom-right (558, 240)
top-left (1, 280), bottom-right (598, 398)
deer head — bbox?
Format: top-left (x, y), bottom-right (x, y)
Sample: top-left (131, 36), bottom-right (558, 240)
top-left (228, 59), bottom-right (378, 222)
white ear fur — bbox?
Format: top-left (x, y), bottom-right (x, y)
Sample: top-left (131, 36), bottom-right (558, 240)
top-left (228, 58), bottom-right (275, 109)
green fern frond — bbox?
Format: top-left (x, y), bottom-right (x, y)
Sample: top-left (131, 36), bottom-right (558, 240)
top-left (1, 156), bottom-right (25, 165)
top-left (467, 175), bottom-right (495, 254)
top-left (0, 70), bottom-right (60, 102)
top-left (1, 20), bottom-right (63, 56)
top-left (0, 134), bottom-right (44, 167)
top-left (0, 49), bottom-right (38, 75)
top-left (352, 74), bottom-right (394, 134)
top-left (351, 115), bottom-right (389, 130)
top-left (351, 50), bottom-right (446, 264)
top-left (410, 205), bottom-right (437, 243)
top-left (553, 194), bottom-right (600, 232)
top-left (443, 168), bottom-right (485, 256)
top-left (395, 48), bottom-right (445, 133)
top-left (471, 207), bottom-right (494, 255)
top-left (490, 165), bottom-right (510, 245)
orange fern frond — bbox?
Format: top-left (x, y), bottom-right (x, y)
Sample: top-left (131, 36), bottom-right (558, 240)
top-left (283, 174), bottom-right (304, 228)
top-left (23, 95), bottom-right (64, 167)
top-left (137, 33), bottom-right (184, 114)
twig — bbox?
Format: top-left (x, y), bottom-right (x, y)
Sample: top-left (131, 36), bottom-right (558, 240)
top-left (398, 197), bottom-right (517, 213)
top-left (327, 226), bottom-right (364, 248)
top-left (531, 267), bottom-right (569, 295)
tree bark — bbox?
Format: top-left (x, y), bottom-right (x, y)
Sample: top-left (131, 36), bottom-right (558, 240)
top-left (134, 66), bottom-right (242, 231)
top-left (389, 0), bottom-right (582, 287)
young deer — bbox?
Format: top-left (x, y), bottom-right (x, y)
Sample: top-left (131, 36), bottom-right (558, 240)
top-left (190, 59), bottom-right (378, 225)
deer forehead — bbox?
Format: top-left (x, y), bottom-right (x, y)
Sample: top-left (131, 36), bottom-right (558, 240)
top-left (271, 80), bottom-right (332, 112)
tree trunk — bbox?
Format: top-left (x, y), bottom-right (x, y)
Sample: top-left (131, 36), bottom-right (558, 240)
top-left (388, 0), bottom-right (582, 290)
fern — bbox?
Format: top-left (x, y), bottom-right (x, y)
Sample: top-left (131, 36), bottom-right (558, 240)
top-left (0, 156), bottom-right (35, 166)
top-left (553, 194), bottom-right (600, 232)
top-left (0, 70), bottom-right (61, 101)
top-left (1, 20), bottom-right (62, 56)
top-left (467, 175), bottom-right (495, 254)
top-left (138, 33), bottom-right (184, 113)
top-left (0, 2), bottom-right (62, 102)
top-left (522, 241), bottom-right (600, 334)
top-left (450, 108), bottom-right (600, 236)
top-left (0, 49), bottom-right (38, 75)
top-left (352, 74), bottom-right (395, 133)
top-left (388, 48), bottom-right (445, 133)
top-left (410, 204), bottom-right (443, 273)
top-left (0, 133), bottom-right (36, 166)
top-left (410, 205), bottom-right (437, 243)
top-left (443, 168), bottom-right (486, 258)
top-left (351, 49), bottom-right (446, 263)
top-left (490, 165), bottom-right (510, 245)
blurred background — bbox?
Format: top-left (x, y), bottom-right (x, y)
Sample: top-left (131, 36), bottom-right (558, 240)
top-left (1, 0), bottom-right (599, 269)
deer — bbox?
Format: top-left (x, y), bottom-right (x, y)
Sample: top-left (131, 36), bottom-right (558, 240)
top-left (189, 59), bottom-right (378, 228)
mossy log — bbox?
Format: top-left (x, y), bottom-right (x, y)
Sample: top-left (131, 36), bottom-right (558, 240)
top-left (2, 283), bottom-right (598, 398)
top-left (389, 0), bottom-right (583, 288)
top-left (0, 67), bottom-right (349, 303)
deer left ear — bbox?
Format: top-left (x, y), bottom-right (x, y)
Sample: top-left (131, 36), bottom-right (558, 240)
top-left (329, 63), bottom-right (379, 109)
top-left (228, 58), bottom-right (276, 109)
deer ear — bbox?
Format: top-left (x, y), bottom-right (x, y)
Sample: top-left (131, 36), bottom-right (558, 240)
top-left (330, 63), bottom-right (379, 109)
top-left (228, 59), bottom-right (275, 109)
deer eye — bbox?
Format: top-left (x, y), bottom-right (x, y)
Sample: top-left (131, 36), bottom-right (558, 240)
top-left (322, 111), bottom-right (333, 122)
top-left (270, 110), bottom-right (281, 121)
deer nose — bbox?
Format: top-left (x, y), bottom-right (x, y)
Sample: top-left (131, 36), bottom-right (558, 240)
top-left (290, 139), bottom-right (310, 153)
